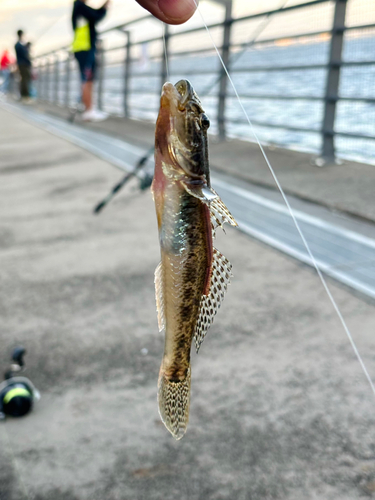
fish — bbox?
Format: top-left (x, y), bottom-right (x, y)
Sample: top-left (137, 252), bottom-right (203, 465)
top-left (151, 80), bottom-right (237, 440)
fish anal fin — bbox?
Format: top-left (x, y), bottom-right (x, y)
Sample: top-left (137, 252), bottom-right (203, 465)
top-left (154, 262), bottom-right (165, 332)
top-left (194, 248), bottom-right (233, 353)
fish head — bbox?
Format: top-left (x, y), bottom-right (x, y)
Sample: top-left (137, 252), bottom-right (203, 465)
top-left (156, 79), bottom-right (210, 182)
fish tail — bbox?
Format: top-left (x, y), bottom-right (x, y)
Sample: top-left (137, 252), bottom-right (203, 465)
top-left (158, 366), bottom-right (191, 440)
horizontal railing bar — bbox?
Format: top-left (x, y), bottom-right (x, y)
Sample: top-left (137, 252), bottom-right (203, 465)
top-left (100, 14), bottom-right (151, 34)
top-left (227, 118), bottom-right (319, 133)
top-left (229, 30), bottom-right (331, 50)
top-left (334, 131), bottom-right (375, 140)
top-left (123, 89), bottom-right (158, 94)
top-left (226, 94), bottom-right (375, 103)
top-left (224, 64), bottom-right (327, 72)
top-left (130, 106), bottom-right (158, 112)
top-left (227, 119), bottom-right (375, 141)
top-left (341, 60), bottom-right (375, 66)
top-left (227, 93), bottom-right (323, 100)
top-left (345, 22), bottom-right (375, 31)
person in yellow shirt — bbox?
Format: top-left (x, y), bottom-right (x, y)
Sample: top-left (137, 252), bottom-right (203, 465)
top-left (72, 0), bottom-right (109, 121)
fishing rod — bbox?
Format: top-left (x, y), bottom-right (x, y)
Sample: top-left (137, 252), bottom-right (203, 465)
top-left (93, 147), bottom-right (154, 214)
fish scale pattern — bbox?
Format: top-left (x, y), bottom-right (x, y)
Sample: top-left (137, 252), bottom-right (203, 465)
top-left (194, 248), bottom-right (233, 353)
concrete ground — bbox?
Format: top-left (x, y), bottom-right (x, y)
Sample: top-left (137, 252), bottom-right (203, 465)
top-left (1, 106), bottom-right (375, 500)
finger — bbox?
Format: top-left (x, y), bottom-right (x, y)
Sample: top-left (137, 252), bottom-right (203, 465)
top-left (135, 0), bottom-right (198, 25)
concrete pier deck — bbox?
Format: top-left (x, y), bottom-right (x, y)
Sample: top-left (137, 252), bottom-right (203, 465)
top-left (1, 104), bottom-right (375, 500)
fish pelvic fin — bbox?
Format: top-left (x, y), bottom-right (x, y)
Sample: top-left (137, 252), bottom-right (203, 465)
top-left (194, 248), bottom-right (233, 353)
top-left (158, 367), bottom-right (191, 440)
top-left (154, 262), bottom-right (165, 332)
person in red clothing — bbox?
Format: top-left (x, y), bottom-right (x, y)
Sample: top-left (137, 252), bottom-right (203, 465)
top-left (0, 49), bottom-right (13, 94)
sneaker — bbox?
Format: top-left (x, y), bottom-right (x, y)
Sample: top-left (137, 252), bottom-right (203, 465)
top-left (21, 97), bottom-right (34, 105)
top-left (81, 109), bottom-right (108, 122)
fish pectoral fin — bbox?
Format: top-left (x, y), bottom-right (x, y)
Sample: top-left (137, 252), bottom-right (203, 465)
top-left (181, 180), bottom-right (218, 203)
top-left (154, 262), bottom-right (165, 332)
top-left (194, 248), bottom-right (233, 353)
top-left (209, 189), bottom-right (238, 236)
top-left (181, 181), bottom-right (237, 235)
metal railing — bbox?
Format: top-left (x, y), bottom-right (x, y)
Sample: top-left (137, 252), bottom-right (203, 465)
top-left (33, 0), bottom-right (375, 164)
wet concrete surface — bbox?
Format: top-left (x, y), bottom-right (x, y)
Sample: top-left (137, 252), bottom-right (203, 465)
top-left (1, 107), bottom-right (375, 499)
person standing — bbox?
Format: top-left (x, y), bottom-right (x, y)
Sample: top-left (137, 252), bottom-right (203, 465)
top-left (0, 49), bottom-right (14, 95)
top-left (72, 0), bottom-right (109, 121)
top-left (15, 30), bottom-right (32, 101)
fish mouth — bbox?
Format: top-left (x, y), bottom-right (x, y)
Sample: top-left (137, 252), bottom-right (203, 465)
top-left (160, 80), bottom-right (195, 111)
top-left (174, 80), bottom-right (194, 107)
top-left (160, 82), bottom-right (179, 110)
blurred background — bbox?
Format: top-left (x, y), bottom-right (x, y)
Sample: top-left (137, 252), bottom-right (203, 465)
top-left (2, 2), bottom-right (375, 500)
top-left (1, 0), bottom-right (375, 163)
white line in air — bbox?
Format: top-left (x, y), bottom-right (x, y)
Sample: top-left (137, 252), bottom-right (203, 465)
top-left (214, 178), bottom-right (375, 250)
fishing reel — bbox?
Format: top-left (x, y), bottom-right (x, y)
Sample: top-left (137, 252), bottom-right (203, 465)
top-left (0, 347), bottom-right (40, 420)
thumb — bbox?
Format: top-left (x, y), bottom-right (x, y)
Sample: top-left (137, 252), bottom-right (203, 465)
top-left (135, 0), bottom-right (198, 25)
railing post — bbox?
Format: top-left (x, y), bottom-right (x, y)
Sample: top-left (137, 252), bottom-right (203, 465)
top-left (54, 53), bottom-right (59, 104)
top-left (123, 31), bottom-right (131, 118)
top-left (46, 58), bottom-right (51, 102)
top-left (160, 24), bottom-right (169, 88)
top-left (321, 0), bottom-right (348, 162)
top-left (217, 0), bottom-right (232, 141)
top-left (35, 61), bottom-right (41, 98)
top-left (97, 41), bottom-right (105, 111)
top-left (65, 53), bottom-right (71, 108)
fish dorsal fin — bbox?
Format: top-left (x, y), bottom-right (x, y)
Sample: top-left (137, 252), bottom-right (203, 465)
top-left (194, 248), bottom-right (233, 353)
top-left (209, 189), bottom-right (238, 236)
top-left (155, 262), bottom-right (165, 332)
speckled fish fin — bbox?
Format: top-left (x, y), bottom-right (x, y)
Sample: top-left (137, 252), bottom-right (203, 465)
top-left (194, 248), bottom-right (233, 353)
top-left (209, 189), bottom-right (238, 236)
top-left (154, 262), bottom-right (165, 332)
top-left (181, 181), bottom-right (237, 236)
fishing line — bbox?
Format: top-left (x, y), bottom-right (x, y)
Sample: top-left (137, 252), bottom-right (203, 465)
top-left (192, 1), bottom-right (375, 398)
top-left (162, 24), bottom-right (170, 81)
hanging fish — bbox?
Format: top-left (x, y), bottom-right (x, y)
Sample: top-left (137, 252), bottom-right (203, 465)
top-left (152, 80), bottom-right (237, 440)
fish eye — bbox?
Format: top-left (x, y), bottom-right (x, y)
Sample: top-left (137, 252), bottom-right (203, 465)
top-left (200, 114), bottom-right (210, 130)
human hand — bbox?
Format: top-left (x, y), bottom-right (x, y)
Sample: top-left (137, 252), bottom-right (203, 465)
top-left (135, 0), bottom-right (198, 25)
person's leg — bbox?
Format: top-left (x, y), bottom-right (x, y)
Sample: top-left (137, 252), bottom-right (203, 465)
top-left (25, 66), bottom-right (31, 98)
top-left (19, 65), bottom-right (28, 97)
top-left (82, 80), bottom-right (93, 110)
top-left (3, 70), bottom-right (10, 93)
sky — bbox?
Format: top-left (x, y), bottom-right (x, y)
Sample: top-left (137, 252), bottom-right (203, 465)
top-left (0, 0), bottom-right (374, 57)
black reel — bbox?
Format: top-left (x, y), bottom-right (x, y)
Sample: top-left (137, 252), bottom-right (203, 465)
top-left (0, 346), bottom-right (39, 419)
